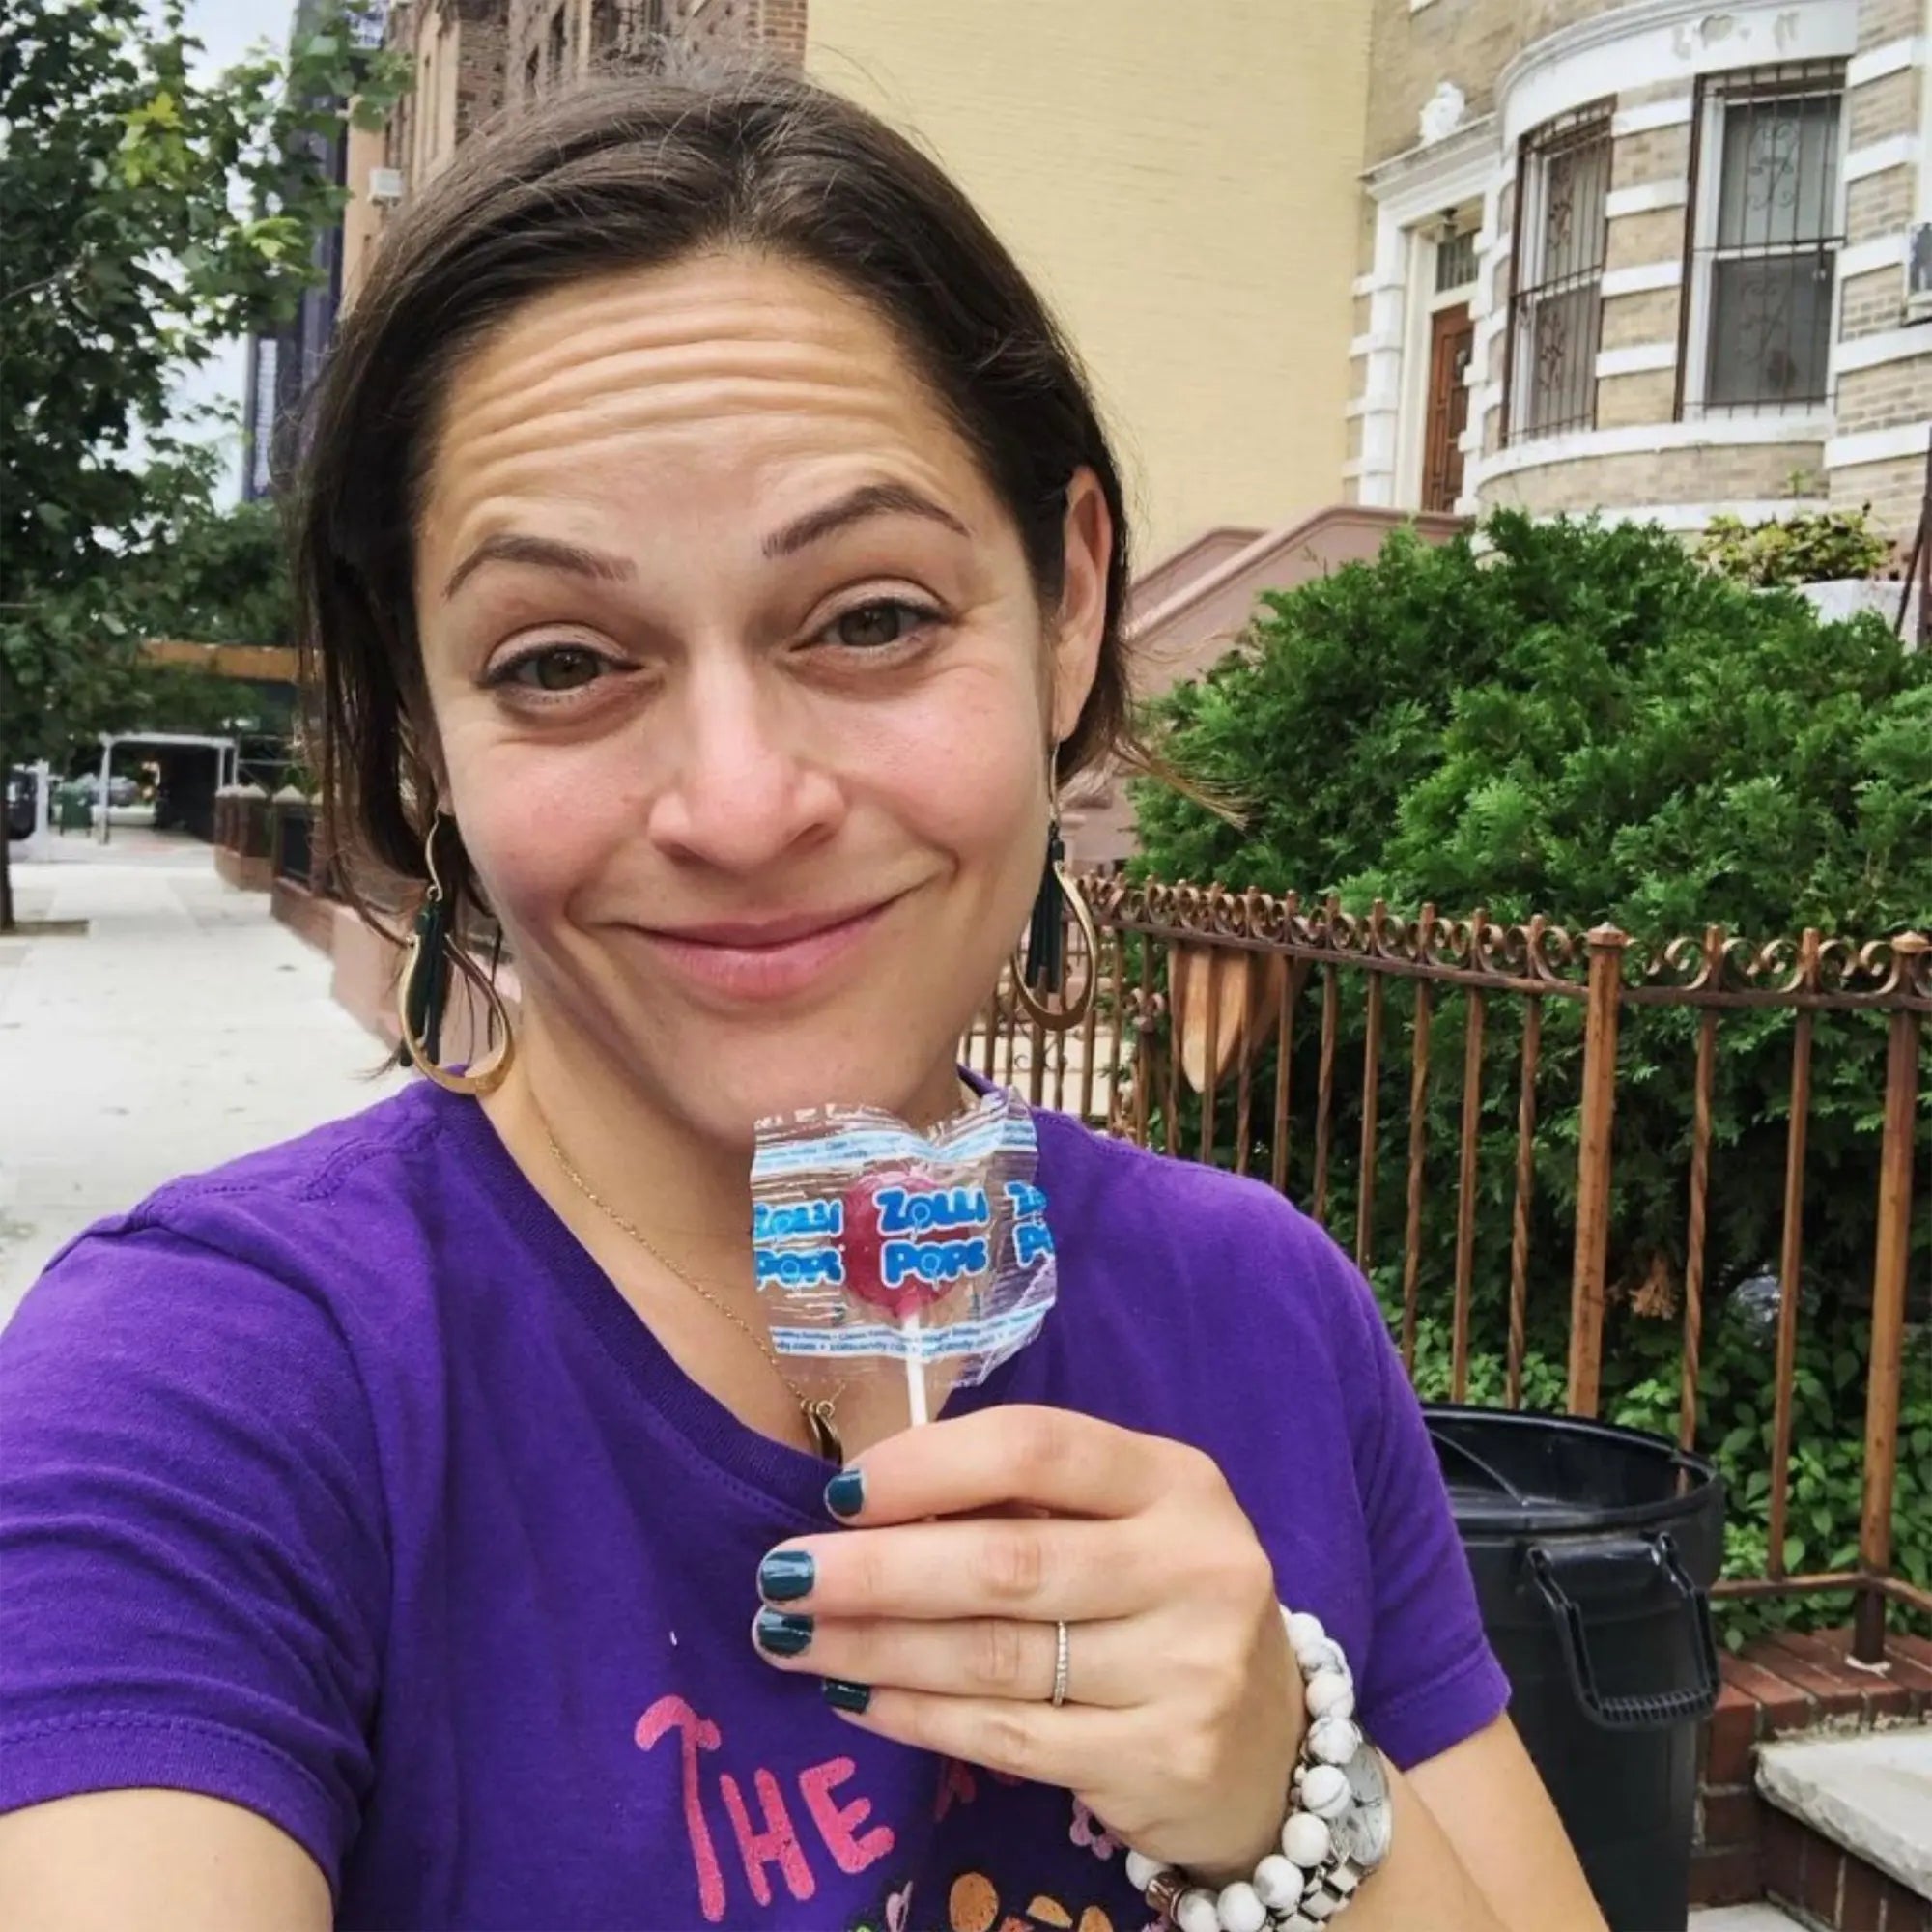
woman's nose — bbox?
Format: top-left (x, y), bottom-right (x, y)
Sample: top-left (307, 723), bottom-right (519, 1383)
top-left (644, 658), bottom-right (844, 873)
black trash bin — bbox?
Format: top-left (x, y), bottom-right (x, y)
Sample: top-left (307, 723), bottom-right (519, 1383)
top-left (1424, 1406), bottom-right (1725, 1932)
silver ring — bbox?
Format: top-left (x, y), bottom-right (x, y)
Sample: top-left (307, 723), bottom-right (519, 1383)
top-left (1050, 1619), bottom-right (1070, 1707)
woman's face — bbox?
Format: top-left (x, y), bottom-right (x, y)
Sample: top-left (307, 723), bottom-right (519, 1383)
top-left (412, 250), bottom-right (1110, 1146)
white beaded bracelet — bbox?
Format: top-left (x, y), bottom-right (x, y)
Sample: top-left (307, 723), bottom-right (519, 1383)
top-left (1122, 1607), bottom-right (1394, 1932)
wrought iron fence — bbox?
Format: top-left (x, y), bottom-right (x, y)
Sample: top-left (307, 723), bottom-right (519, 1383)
top-left (964, 875), bottom-right (1932, 1662)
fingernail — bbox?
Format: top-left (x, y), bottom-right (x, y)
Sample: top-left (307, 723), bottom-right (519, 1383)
top-left (754, 1609), bottom-right (814, 1658)
top-left (822, 1678), bottom-right (872, 1714)
top-left (758, 1548), bottom-right (816, 1603)
top-left (825, 1468), bottom-right (866, 1520)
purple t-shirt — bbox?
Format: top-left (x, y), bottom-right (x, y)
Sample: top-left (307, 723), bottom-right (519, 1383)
top-left (0, 1081), bottom-right (1507, 1932)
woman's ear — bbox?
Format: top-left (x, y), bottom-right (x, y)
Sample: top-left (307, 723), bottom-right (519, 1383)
top-left (1050, 469), bottom-right (1113, 747)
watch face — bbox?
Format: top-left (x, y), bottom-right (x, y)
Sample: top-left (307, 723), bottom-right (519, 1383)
top-left (1338, 1750), bottom-right (1394, 1868)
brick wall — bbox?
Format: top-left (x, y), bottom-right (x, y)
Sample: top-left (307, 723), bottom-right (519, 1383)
top-left (1364, 0), bottom-right (1528, 168)
top-left (1525, 0), bottom-right (1620, 36)
top-left (1597, 369), bottom-right (1677, 429)
top-left (661, 0), bottom-right (807, 62)
top-left (452, 0), bottom-right (511, 141)
top-left (1850, 67), bottom-right (1918, 146)
top-left (1478, 440), bottom-right (1823, 515)
top-left (1600, 286), bottom-right (1680, 351)
top-left (1834, 451), bottom-right (1931, 530)
top-left (1842, 266), bottom-right (1910, 338)
top-left (1859, 0), bottom-right (1920, 47)
top-left (1693, 1629), bottom-right (1932, 1928)
top-left (1836, 355), bottom-right (1932, 436)
top-left (1605, 207), bottom-right (1689, 271)
top-left (1850, 168), bottom-right (1915, 247)
top-left (1611, 123), bottom-right (1691, 187)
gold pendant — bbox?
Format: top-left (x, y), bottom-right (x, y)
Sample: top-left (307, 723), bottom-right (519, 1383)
top-left (803, 1399), bottom-right (843, 1463)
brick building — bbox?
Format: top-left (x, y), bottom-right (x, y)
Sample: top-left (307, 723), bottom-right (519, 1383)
top-left (298, 1), bottom-right (1932, 561)
top-left (1349, 0), bottom-right (1932, 543)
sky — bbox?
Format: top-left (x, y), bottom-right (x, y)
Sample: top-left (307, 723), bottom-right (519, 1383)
top-left (170, 0), bottom-right (298, 502)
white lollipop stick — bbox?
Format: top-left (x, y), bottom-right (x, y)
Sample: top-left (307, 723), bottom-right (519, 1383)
top-left (902, 1311), bottom-right (930, 1427)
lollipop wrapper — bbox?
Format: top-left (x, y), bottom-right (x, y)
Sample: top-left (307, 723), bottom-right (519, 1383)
top-left (750, 1088), bottom-right (1056, 1415)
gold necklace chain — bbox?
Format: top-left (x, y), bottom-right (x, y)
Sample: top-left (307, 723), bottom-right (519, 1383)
top-left (538, 1115), bottom-right (846, 1462)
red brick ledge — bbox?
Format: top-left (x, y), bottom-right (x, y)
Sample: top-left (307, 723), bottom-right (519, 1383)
top-left (1693, 1629), bottom-right (1932, 1921)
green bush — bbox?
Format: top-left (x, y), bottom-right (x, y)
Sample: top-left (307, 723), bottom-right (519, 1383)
top-left (1132, 510), bottom-right (1932, 1638)
top-left (1694, 505), bottom-right (1893, 588)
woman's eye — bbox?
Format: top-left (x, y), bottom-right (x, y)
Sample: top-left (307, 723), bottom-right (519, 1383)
top-left (497, 645), bottom-right (608, 692)
top-left (822, 600), bottom-right (932, 650)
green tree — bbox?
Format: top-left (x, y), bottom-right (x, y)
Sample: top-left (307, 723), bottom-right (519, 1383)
top-left (125, 496), bottom-right (297, 649)
top-left (0, 0), bottom-right (404, 926)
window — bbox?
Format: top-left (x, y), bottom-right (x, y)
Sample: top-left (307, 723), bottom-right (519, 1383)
top-left (1435, 224), bottom-right (1477, 294)
top-left (1680, 64), bottom-right (1845, 417)
top-left (1504, 104), bottom-right (1613, 443)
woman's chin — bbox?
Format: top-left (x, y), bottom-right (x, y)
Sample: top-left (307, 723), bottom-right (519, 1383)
top-left (662, 1041), bottom-right (964, 1147)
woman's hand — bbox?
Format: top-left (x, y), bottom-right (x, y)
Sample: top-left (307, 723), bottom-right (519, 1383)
top-left (752, 1405), bottom-right (1303, 1881)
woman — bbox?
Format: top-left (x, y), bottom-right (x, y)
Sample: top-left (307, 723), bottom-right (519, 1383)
top-left (0, 66), bottom-right (1607, 1932)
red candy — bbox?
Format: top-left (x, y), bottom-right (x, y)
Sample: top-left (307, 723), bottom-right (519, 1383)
top-left (839, 1170), bottom-right (937, 1321)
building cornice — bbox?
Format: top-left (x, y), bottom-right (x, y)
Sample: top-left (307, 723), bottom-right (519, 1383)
top-left (1497, 0), bottom-right (1858, 146)
top-left (1362, 115), bottom-right (1500, 204)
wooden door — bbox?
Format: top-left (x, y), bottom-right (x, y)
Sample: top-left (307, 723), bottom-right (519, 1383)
top-left (1423, 304), bottom-right (1474, 513)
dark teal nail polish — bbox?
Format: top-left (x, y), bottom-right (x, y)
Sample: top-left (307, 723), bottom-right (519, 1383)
top-left (755, 1609), bottom-right (814, 1658)
top-left (759, 1548), bottom-right (815, 1603)
top-left (822, 1678), bottom-right (871, 1714)
top-left (825, 1468), bottom-right (866, 1520)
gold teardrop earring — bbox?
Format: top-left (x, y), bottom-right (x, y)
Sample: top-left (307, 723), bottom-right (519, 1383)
top-left (1010, 758), bottom-right (1097, 1032)
top-left (394, 813), bottom-right (516, 1095)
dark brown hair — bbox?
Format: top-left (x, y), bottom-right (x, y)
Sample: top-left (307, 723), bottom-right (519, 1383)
top-left (291, 60), bottom-right (1141, 924)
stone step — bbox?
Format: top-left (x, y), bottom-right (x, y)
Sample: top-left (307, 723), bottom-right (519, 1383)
top-left (1690, 1907), bottom-right (1811, 1931)
top-left (1757, 1725), bottom-right (1932, 1905)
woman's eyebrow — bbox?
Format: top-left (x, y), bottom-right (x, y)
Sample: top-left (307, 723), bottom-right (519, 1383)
top-left (761, 482), bottom-right (969, 559)
top-left (442, 532), bottom-right (635, 601)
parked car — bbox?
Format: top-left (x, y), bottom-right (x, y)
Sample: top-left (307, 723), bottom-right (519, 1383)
top-left (70, 773), bottom-right (139, 808)
top-left (7, 768), bottom-right (38, 840)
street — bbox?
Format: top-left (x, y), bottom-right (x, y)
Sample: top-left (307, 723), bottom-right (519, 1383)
top-left (0, 831), bottom-right (405, 1326)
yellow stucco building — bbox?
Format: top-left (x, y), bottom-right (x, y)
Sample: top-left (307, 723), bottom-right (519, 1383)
top-left (796, 3), bottom-right (1371, 566)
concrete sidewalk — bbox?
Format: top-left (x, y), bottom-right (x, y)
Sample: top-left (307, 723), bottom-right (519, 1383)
top-left (0, 837), bottom-right (405, 1326)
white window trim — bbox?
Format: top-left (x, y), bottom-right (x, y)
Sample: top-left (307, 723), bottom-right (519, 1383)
top-left (1605, 177), bottom-right (1690, 217)
top-left (1846, 36), bottom-right (1923, 89)
top-left (1828, 421), bottom-right (1932, 468)
top-left (1679, 72), bottom-right (1849, 422)
top-left (1601, 258), bottom-right (1684, 298)
top-left (1596, 340), bottom-right (1678, 377)
top-left (1844, 134), bottom-right (1920, 182)
top-left (1831, 323), bottom-right (1932, 376)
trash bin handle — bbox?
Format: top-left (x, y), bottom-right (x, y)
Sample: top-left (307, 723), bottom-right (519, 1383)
top-left (1525, 1532), bottom-right (1721, 1731)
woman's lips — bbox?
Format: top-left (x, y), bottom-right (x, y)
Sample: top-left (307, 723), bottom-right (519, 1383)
top-left (634, 897), bottom-right (899, 1003)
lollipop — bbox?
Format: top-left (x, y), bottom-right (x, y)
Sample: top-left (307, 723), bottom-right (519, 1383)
top-left (840, 1169), bottom-right (993, 1425)
top-left (751, 1090), bottom-right (1056, 1435)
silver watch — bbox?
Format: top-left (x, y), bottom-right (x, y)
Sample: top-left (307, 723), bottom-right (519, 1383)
top-left (1285, 1747), bottom-right (1394, 1926)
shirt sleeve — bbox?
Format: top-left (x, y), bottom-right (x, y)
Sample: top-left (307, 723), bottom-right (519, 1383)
top-left (1320, 1236), bottom-right (1513, 1771)
top-left (0, 1211), bottom-right (387, 1889)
